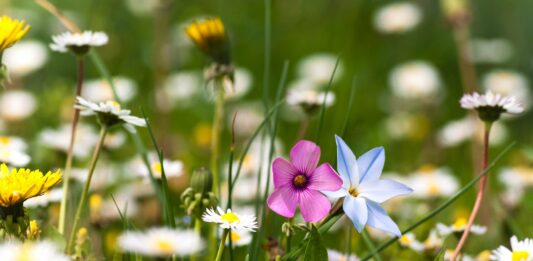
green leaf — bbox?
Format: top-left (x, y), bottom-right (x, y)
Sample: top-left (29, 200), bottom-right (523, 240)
top-left (303, 226), bottom-right (328, 261)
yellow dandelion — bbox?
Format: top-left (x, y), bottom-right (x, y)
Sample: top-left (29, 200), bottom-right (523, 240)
top-left (185, 17), bottom-right (230, 65)
top-left (0, 163), bottom-right (62, 208)
top-left (0, 16), bottom-right (30, 53)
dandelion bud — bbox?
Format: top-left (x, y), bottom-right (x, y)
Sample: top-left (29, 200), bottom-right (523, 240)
top-left (440, 0), bottom-right (470, 27)
top-left (191, 167), bottom-right (213, 195)
top-left (180, 167), bottom-right (217, 218)
top-left (75, 227), bottom-right (89, 259)
top-left (26, 220), bottom-right (41, 240)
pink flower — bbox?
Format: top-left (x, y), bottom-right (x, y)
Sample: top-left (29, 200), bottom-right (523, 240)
top-left (267, 140), bottom-right (342, 222)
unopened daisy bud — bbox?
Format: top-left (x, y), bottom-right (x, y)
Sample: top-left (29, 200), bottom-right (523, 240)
top-left (26, 220), bottom-right (41, 240)
top-left (185, 17), bottom-right (230, 65)
top-left (460, 91), bottom-right (523, 122)
top-left (50, 31), bottom-right (108, 56)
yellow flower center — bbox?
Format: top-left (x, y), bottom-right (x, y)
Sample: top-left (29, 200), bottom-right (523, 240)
top-left (419, 164), bottom-right (436, 173)
top-left (512, 251), bottom-right (529, 261)
top-left (221, 212), bottom-right (240, 224)
top-left (453, 218), bottom-right (467, 230)
top-left (230, 231), bottom-right (241, 242)
top-left (348, 187), bottom-right (359, 197)
top-left (0, 136), bottom-right (11, 145)
top-left (151, 162), bottom-right (162, 175)
top-left (293, 175), bottom-right (307, 187)
top-left (110, 101), bottom-right (121, 110)
top-left (399, 235), bottom-right (412, 245)
top-left (428, 182), bottom-right (440, 195)
top-left (90, 194), bottom-right (103, 210)
top-left (155, 239), bottom-right (174, 254)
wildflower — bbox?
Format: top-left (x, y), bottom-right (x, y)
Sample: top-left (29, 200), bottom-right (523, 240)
top-left (0, 90), bottom-right (37, 121)
top-left (26, 220), bottom-right (41, 239)
top-left (202, 207), bottom-right (257, 231)
top-left (469, 39), bottom-right (513, 64)
top-left (0, 16), bottom-right (30, 53)
top-left (0, 135), bottom-right (26, 151)
top-left (0, 240), bottom-right (70, 261)
top-left (389, 61), bottom-right (441, 100)
top-left (405, 165), bottom-right (459, 199)
top-left (490, 236), bottom-right (533, 261)
top-left (297, 53), bottom-right (343, 85)
top-left (327, 249), bottom-right (360, 261)
top-left (2, 40), bottom-right (48, 77)
top-left (374, 2), bottom-right (421, 34)
top-left (325, 136), bottom-right (412, 236)
top-left (224, 228), bottom-right (252, 247)
top-left (160, 70), bottom-right (202, 109)
top-left (24, 188), bottom-right (62, 208)
top-left (267, 140), bottom-right (342, 222)
top-left (118, 228), bottom-right (204, 257)
top-left (423, 230), bottom-right (444, 255)
top-left (436, 217), bottom-right (486, 236)
top-left (50, 31), bottom-right (108, 56)
top-left (75, 96), bottom-right (146, 132)
top-left (482, 70), bottom-right (530, 110)
top-left (130, 152), bottom-right (184, 180)
top-left (399, 233), bottom-right (424, 252)
top-left (286, 89), bottom-right (336, 115)
top-left (83, 76), bottom-right (138, 102)
top-left (39, 123), bottom-right (99, 158)
top-left (499, 166), bottom-right (533, 207)
top-left (460, 91), bottom-right (523, 122)
top-left (185, 17), bottom-right (230, 65)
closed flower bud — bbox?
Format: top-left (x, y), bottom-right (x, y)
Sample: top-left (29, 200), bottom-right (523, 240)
top-left (191, 167), bottom-right (213, 195)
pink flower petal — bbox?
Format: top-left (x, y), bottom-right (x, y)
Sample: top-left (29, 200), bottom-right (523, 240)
top-left (308, 163), bottom-right (343, 191)
top-left (267, 186), bottom-right (298, 218)
top-left (290, 140), bottom-right (320, 174)
top-left (272, 158), bottom-right (299, 188)
top-left (299, 189), bottom-right (331, 222)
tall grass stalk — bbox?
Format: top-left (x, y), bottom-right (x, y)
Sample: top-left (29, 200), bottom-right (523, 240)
top-left (315, 56), bottom-right (340, 145)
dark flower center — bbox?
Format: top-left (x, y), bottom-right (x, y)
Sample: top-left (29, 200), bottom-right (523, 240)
top-left (293, 174), bottom-right (307, 188)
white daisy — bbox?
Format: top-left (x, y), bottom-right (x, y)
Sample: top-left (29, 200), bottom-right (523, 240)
top-left (24, 188), bottom-right (63, 208)
top-left (0, 240), bottom-right (70, 261)
top-left (297, 53), bottom-right (343, 85)
top-left (327, 249), bottom-right (360, 261)
top-left (436, 217), bottom-right (487, 237)
top-left (491, 236), bottom-right (533, 261)
top-left (159, 70), bottom-right (202, 110)
top-left (75, 96), bottom-right (146, 132)
top-left (118, 228), bottom-right (204, 257)
top-left (0, 149), bottom-right (30, 166)
top-left (50, 31), bottom-right (108, 54)
top-left (2, 40), bottom-right (48, 77)
top-left (202, 207), bottom-right (257, 231)
top-left (39, 123), bottom-right (99, 158)
top-left (423, 230), bottom-right (444, 253)
top-left (399, 233), bottom-right (425, 252)
top-left (0, 90), bottom-right (37, 121)
top-left (482, 70), bottom-right (530, 110)
top-left (223, 228), bottom-right (253, 247)
top-left (130, 152), bottom-right (185, 180)
top-left (286, 88), bottom-right (335, 110)
top-left (406, 166), bottom-right (459, 199)
top-left (499, 166), bottom-right (533, 207)
top-left (0, 135), bottom-right (27, 151)
top-left (460, 91), bottom-right (523, 114)
top-left (389, 61), bottom-right (441, 100)
top-left (374, 2), bottom-right (421, 34)
top-left (82, 76), bottom-right (138, 103)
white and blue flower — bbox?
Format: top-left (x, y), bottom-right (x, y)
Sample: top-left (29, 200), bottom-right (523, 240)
top-left (324, 135), bottom-right (413, 237)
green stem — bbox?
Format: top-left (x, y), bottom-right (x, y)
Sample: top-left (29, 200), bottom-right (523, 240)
top-left (66, 125), bottom-right (108, 253)
top-left (58, 57), bottom-right (85, 235)
top-left (190, 219), bottom-right (202, 261)
top-left (211, 80), bottom-right (225, 195)
top-left (215, 229), bottom-right (229, 261)
top-left (362, 229), bottom-right (382, 261)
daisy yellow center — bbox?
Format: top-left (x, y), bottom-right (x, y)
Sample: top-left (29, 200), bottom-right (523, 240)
top-left (400, 235), bottom-right (412, 245)
top-left (151, 162), bottom-right (162, 174)
top-left (110, 101), bottom-right (121, 110)
top-left (221, 212), bottom-right (240, 224)
top-left (453, 218), bottom-right (467, 230)
top-left (155, 239), bottom-right (174, 254)
top-left (293, 175), bottom-right (307, 187)
top-left (0, 136), bottom-right (10, 145)
top-left (419, 164), bottom-right (436, 173)
top-left (512, 251), bottom-right (529, 261)
top-left (348, 187), bottom-right (359, 197)
top-left (230, 231), bottom-right (241, 242)
top-left (428, 182), bottom-right (440, 195)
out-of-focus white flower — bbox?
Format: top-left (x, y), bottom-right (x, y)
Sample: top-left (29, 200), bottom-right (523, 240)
top-left (103, 131), bottom-right (127, 149)
top-left (436, 218), bottom-right (487, 236)
top-left (50, 31), bottom-right (108, 53)
top-left (406, 165), bottom-right (459, 199)
top-left (228, 103), bottom-right (263, 137)
top-left (0, 240), bottom-right (70, 261)
top-left (0, 149), bottom-right (30, 166)
top-left (390, 61), bottom-right (441, 100)
top-left (160, 71), bottom-right (202, 109)
top-left (460, 91), bottom-right (523, 114)
top-left (385, 112), bottom-right (429, 140)
top-left (125, 0), bottom-right (159, 16)
top-left (468, 39), bottom-right (513, 64)
top-left (374, 2), bottom-right (421, 34)
top-left (438, 116), bottom-right (508, 147)
top-left (70, 163), bottom-right (122, 191)
top-left (287, 78), bottom-right (321, 92)
top-left (118, 228), bottom-right (204, 257)
top-left (223, 228), bottom-right (253, 247)
top-left (2, 40), bottom-right (48, 76)
top-left (499, 166), bottom-right (533, 207)
top-left (286, 88), bottom-right (335, 109)
top-left (297, 54), bottom-right (343, 84)
top-left (202, 207), bottom-right (257, 231)
top-left (490, 236), bottom-right (533, 261)
top-left (423, 230), bottom-right (444, 253)
top-left (130, 153), bottom-right (185, 180)
top-left (0, 135), bottom-right (27, 151)
top-left (75, 97), bottom-right (146, 132)
top-left (399, 233), bottom-right (424, 252)
top-left (24, 188), bottom-right (63, 208)
top-left (39, 123), bottom-right (99, 158)
top-left (327, 249), bottom-right (360, 261)
top-left (0, 90), bottom-right (37, 121)
top-left (482, 70), bottom-right (530, 110)
top-left (82, 76), bottom-right (138, 103)
top-left (222, 67), bottom-right (253, 101)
